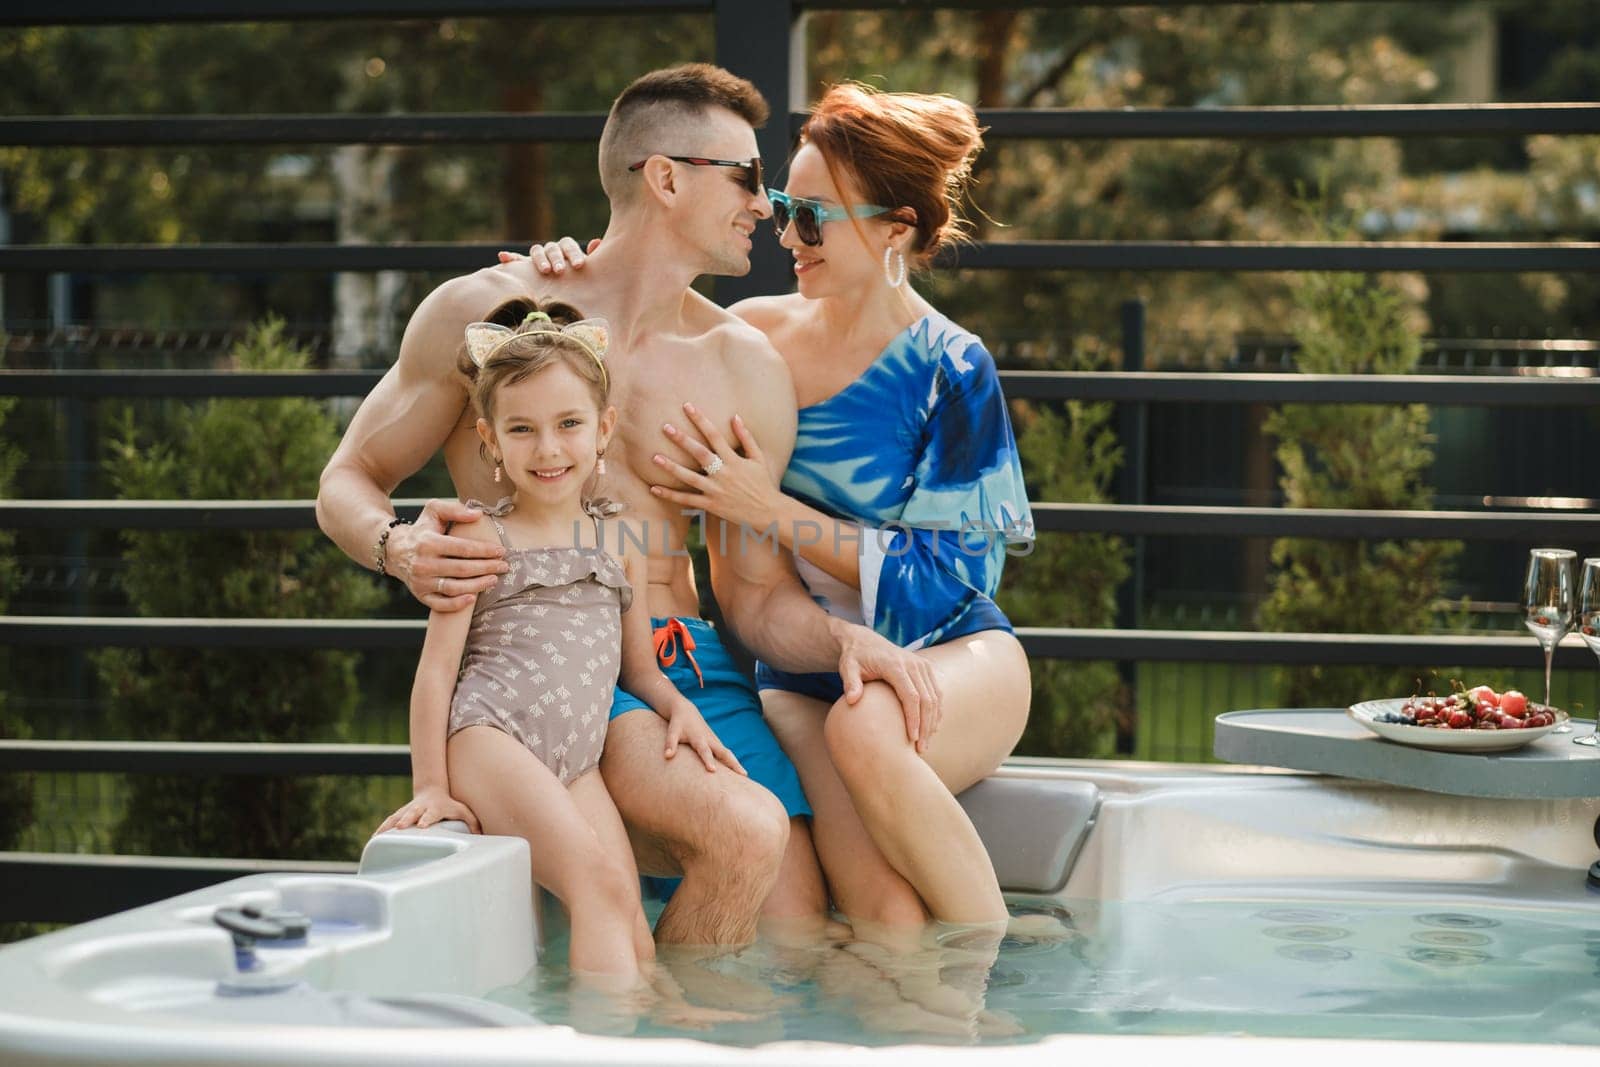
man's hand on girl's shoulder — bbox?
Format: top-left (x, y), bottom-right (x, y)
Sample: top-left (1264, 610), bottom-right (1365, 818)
top-left (388, 498), bottom-right (509, 612)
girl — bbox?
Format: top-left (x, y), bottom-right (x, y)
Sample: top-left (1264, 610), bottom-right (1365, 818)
top-left (376, 297), bottom-right (744, 984)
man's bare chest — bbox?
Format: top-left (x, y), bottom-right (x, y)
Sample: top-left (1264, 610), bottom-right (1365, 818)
top-left (609, 363), bottom-right (744, 487)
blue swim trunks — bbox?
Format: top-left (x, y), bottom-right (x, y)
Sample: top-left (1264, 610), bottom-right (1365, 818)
top-left (610, 616), bottom-right (811, 821)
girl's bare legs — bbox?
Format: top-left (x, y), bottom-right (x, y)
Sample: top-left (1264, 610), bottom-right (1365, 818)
top-left (564, 769), bottom-right (654, 966)
top-left (447, 726), bottom-right (645, 982)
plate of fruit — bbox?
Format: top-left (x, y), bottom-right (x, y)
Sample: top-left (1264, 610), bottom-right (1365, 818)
top-left (1348, 686), bottom-right (1568, 752)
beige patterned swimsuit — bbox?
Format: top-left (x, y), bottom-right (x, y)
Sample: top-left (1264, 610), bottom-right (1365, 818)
top-left (446, 498), bottom-right (633, 784)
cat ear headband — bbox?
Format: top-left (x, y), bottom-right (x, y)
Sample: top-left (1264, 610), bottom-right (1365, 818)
top-left (464, 311), bottom-right (610, 392)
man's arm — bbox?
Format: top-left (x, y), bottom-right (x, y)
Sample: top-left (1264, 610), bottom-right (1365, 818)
top-left (698, 328), bottom-right (814, 660)
top-left (316, 275), bottom-right (508, 611)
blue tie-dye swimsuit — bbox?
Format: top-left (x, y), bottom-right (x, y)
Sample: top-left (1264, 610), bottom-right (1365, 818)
top-left (754, 309), bottom-right (1035, 704)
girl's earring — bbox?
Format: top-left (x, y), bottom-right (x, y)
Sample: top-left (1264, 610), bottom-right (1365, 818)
top-left (493, 460), bottom-right (503, 483)
top-left (595, 449), bottom-right (607, 477)
top-left (883, 246), bottom-right (907, 288)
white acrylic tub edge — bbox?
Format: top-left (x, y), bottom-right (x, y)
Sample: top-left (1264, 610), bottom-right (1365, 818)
top-left (2, 760), bottom-right (1597, 1067)
top-left (0, 824), bottom-right (535, 1039)
top-left (4, 1009), bottom-right (1600, 1067)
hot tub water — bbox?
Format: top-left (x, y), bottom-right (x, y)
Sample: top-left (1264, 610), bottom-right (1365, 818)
top-left (483, 892), bottom-right (1600, 1048)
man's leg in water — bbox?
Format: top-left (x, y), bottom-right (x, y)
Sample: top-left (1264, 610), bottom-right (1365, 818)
top-left (601, 708), bottom-right (790, 947)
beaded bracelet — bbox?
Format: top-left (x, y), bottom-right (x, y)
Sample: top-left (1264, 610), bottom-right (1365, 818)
top-left (373, 516), bottom-right (411, 577)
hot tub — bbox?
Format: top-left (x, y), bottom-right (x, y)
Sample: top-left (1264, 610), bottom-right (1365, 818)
top-left (1, 759), bottom-right (1596, 1065)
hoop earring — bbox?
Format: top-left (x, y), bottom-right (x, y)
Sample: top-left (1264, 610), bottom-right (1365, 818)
top-left (883, 246), bottom-right (907, 288)
top-left (595, 448), bottom-right (606, 477)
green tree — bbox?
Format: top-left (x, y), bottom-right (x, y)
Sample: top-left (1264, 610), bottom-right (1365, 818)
top-left (0, 17), bottom-right (709, 335)
top-left (95, 321), bottom-right (385, 859)
top-left (999, 343), bottom-right (1129, 757)
top-left (808, 4), bottom-right (1498, 343)
top-left (1259, 269), bottom-right (1461, 706)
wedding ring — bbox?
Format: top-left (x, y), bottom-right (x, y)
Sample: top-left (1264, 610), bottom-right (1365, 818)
top-left (703, 455), bottom-right (725, 476)
top-left (436, 577), bottom-right (446, 595)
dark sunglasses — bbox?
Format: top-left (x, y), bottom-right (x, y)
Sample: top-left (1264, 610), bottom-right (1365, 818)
top-left (627, 155), bottom-right (764, 196)
top-left (768, 189), bottom-right (891, 247)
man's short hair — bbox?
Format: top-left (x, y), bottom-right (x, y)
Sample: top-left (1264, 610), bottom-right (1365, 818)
top-left (598, 64), bottom-right (770, 205)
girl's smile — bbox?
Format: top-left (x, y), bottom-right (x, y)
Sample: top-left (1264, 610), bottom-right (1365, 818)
top-left (478, 363), bottom-right (615, 504)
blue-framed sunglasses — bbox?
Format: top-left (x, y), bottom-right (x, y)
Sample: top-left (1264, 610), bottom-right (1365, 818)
top-left (769, 189), bottom-right (891, 247)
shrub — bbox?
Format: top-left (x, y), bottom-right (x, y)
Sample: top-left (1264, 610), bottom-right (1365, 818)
top-left (95, 320), bottom-right (385, 859)
top-left (0, 359), bottom-right (34, 854)
top-left (1001, 344), bottom-right (1129, 757)
top-left (0, 356), bottom-right (40, 942)
top-left (1260, 271), bottom-right (1460, 706)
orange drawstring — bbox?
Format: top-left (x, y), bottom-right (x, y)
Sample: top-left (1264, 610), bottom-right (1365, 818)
top-left (652, 618), bottom-right (705, 688)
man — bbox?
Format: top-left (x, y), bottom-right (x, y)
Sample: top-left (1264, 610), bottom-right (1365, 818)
top-left (317, 64), bottom-right (939, 947)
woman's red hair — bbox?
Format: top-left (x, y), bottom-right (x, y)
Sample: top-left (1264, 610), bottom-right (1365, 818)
top-left (799, 82), bottom-right (984, 268)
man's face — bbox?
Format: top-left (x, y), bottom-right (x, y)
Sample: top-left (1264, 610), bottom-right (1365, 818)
top-left (670, 108), bottom-right (772, 277)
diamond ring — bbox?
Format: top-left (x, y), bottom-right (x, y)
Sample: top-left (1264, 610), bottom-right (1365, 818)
top-left (703, 455), bottom-right (725, 476)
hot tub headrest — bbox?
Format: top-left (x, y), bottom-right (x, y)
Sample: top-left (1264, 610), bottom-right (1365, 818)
top-left (956, 777), bottom-right (1100, 894)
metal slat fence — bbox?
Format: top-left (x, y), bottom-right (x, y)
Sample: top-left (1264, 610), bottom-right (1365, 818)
top-left (4, 0), bottom-right (1598, 922)
top-left (7, 103), bottom-right (1599, 146)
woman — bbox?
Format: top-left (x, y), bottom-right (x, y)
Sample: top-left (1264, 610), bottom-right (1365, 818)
top-left (527, 83), bottom-right (1034, 930)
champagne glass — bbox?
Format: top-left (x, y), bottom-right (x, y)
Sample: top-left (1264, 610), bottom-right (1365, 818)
top-left (1574, 557), bottom-right (1600, 747)
top-left (1524, 548), bottom-right (1576, 728)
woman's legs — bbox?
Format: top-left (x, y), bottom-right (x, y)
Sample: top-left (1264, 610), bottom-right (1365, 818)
top-left (819, 630), bottom-right (1030, 925)
top-left (761, 690), bottom-right (929, 929)
top-left (447, 726), bottom-right (645, 980)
